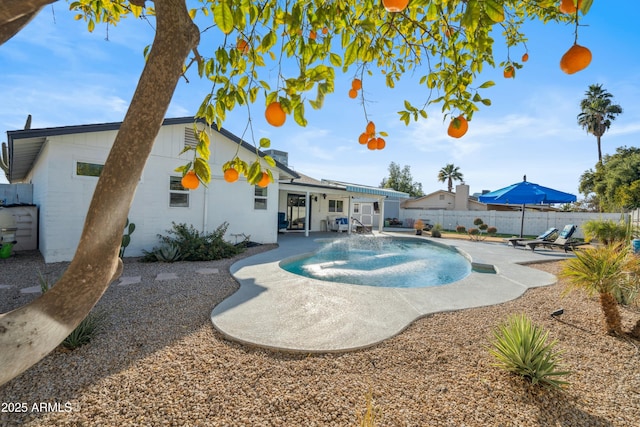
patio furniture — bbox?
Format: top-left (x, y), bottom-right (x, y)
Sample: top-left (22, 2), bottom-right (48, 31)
top-left (277, 212), bottom-right (289, 232)
top-left (328, 216), bottom-right (349, 232)
top-left (525, 224), bottom-right (588, 252)
top-left (506, 227), bottom-right (558, 248)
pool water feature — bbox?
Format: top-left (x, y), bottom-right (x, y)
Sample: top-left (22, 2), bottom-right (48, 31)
top-left (280, 236), bottom-right (473, 288)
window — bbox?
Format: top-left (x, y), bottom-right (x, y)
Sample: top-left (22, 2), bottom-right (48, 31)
top-left (439, 194), bottom-right (445, 200)
top-left (254, 186), bottom-right (268, 210)
top-left (328, 199), bottom-right (343, 213)
top-left (353, 203), bottom-right (360, 214)
top-left (76, 161), bottom-right (104, 177)
top-left (169, 176), bottom-right (189, 207)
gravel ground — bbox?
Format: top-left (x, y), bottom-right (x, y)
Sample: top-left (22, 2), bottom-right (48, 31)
top-left (1, 245), bottom-right (639, 426)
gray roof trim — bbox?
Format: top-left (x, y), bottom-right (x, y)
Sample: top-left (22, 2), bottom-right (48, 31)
top-left (7, 117), bottom-right (299, 182)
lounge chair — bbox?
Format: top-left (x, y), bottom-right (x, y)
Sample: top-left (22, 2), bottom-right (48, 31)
top-left (277, 212), bottom-right (289, 232)
top-left (506, 227), bottom-right (558, 248)
top-left (525, 224), bottom-right (588, 252)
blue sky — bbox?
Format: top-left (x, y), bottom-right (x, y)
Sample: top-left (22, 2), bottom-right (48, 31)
top-left (1, 1), bottom-right (639, 197)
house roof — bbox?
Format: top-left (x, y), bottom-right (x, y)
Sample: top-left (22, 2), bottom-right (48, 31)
top-left (322, 179), bottom-right (411, 199)
top-left (6, 117), bottom-right (299, 182)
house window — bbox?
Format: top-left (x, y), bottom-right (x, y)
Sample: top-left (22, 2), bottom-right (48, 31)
top-left (328, 199), bottom-right (343, 213)
top-left (254, 186), bottom-right (268, 210)
top-left (76, 161), bottom-right (104, 177)
top-left (353, 203), bottom-right (360, 214)
top-left (439, 194), bottom-right (445, 200)
top-left (169, 176), bottom-right (189, 207)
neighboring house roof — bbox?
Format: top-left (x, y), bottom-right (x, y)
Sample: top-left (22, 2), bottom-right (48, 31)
top-left (6, 117), bottom-right (299, 183)
top-left (402, 189), bottom-right (485, 209)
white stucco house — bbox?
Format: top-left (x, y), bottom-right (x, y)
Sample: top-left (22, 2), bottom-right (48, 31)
top-left (6, 117), bottom-right (409, 262)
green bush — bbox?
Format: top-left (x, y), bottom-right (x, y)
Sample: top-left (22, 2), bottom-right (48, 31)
top-left (473, 217), bottom-right (484, 226)
top-left (144, 222), bottom-right (245, 262)
top-left (456, 225), bottom-right (466, 233)
top-left (487, 226), bottom-right (498, 235)
top-left (582, 219), bottom-right (628, 245)
top-left (489, 314), bottom-right (570, 389)
top-left (430, 223), bottom-right (442, 238)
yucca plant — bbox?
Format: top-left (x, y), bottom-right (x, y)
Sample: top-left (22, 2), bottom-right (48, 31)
top-left (560, 243), bottom-right (640, 335)
top-left (489, 314), bottom-right (570, 389)
top-left (62, 310), bottom-right (107, 350)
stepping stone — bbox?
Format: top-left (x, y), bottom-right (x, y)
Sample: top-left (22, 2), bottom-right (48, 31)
top-left (155, 272), bottom-right (179, 281)
top-left (20, 285), bottom-right (43, 294)
top-left (0, 284), bottom-right (13, 290)
top-left (196, 268), bottom-right (219, 275)
top-left (118, 276), bottom-right (142, 286)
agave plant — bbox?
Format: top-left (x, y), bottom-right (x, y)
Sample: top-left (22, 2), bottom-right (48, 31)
top-left (560, 243), bottom-right (640, 335)
top-left (489, 314), bottom-right (570, 389)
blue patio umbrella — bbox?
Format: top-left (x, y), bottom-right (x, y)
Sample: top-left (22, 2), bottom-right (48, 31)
top-left (478, 177), bottom-right (577, 237)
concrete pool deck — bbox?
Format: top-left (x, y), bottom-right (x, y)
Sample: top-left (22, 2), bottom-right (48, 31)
top-left (210, 232), bottom-right (577, 353)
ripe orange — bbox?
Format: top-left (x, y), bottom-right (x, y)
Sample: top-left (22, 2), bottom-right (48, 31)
top-left (309, 30), bottom-right (317, 40)
top-left (322, 27), bottom-right (329, 35)
top-left (237, 39), bottom-right (249, 54)
top-left (366, 121), bottom-right (376, 136)
top-left (382, 0), bottom-right (410, 12)
top-left (447, 116), bottom-right (469, 138)
top-left (367, 138), bottom-right (377, 150)
top-left (351, 79), bottom-right (362, 90)
top-left (376, 137), bottom-right (386, 150)
top-left (265, 101), bottom-right (286, 127)
top-left (224, 167), bottom-right (239, 183)
top-left (503, 65), bottom-right (514, 78)
top-left (257, 171), bottom-right (270, 188)
top-left (358, 132), bottom-right (369, 145)
top-left (559, 0), bottom-right (582, 14)
top-left (181, 170), bottom-right (200, 190)
top-left (348, 88), bottom-right (358, 99)
top-left (560, 43), bottom-right (592, 74)
top-left (521, 52), bottom-right (529, 62)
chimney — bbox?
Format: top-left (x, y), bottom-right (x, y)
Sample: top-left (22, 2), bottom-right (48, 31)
top-left (454, 184), bottom-right (469, 210)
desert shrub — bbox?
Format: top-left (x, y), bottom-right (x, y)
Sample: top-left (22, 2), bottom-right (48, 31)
top-left (478, 223), bottom-right (488, 231)
top-left (489, 314), bottom-right (570, 389)
top-left (456, 225), bottom-right (466, 233)
top-left (468, 228), bottom-right (479, 236)
top-left (582, 219), bottom-right (628, 245)
top-left (473, 217), bottom-right (484, 226)
top-left (144, 222), bottom-right (245, 262)
top-left (431, 223), bottom-right (442, 238)
top-left (487, 226), bottom-right (498, 235)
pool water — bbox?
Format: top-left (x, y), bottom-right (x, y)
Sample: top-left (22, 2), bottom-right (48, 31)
top-left (280, 237), bottom-right (472, 288)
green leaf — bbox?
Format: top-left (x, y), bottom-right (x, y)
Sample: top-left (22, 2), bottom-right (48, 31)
top-left (264, 155), bottom-right (276, 167)
top-left (213, 1), bottom-right (234, 34)
top-left (194, 158), bottom-right (211, 183)
top-left (293, 103), bottom-right (307, 127)
top-left (478, 80), bottom-right (495, 89)
top-left (259, 137), bottom-right (271, 148)
top-left (329, 53), bottom-right (342, 67)
top-left (483, 0), bottom-right (504, 23)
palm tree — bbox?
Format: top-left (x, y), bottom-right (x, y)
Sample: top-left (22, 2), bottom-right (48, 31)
top-left (577, 84), bottom-right (623, 164)
top-left (437, 164), bottom-right (464, 192)
top-left (560, 244), bottom-right (640, 336)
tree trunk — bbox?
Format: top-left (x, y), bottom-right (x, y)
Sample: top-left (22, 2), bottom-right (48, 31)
top-left (596, 135), bottom-right (602, 164)
top-left (599, 292), bottom-right (623, 336)
top-left (0, 0), bottom-right (200, 386)
top-left (0, 0), bottom-right (57, 45)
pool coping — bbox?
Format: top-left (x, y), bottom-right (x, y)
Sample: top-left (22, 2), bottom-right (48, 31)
top-left (210, 232), bottom-right (576, 353)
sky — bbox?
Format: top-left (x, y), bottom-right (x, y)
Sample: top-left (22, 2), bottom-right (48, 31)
top-left (1, 1), bottom-right (639, 198)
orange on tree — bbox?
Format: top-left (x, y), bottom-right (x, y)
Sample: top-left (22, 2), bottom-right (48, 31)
top-left (257, 171), bottom-right (270, 187)
top-left (358, 132), bottom-right (369, 144)
top-left (236, 39), bottom-right (249, 54)
top-left (382, 0), bottom-right (410, 13)
top-left (351, 78), bottom-right (362, 90)
top-left (559, 0), bottom-right (582, 14)
top-left (348, 88), bottom-right (358, 99)
top-left (367, 138), bottom-right (378, 150)
top-left (181, 170), bottom-right (200, 190)
top-left (309, 30), bottom-right (317, 40)
top-left (503, 65), bottom-right (514, 78)
top-left (447, 115), bottom-right (469, 138)
top-left (521, 53), bottom-right (529, 62)
top-left (265, 101), bottom-right (286, 127)
top-left (321, 27), bottom-right (329, 35)
top-left (366, 121), bottom-right (376, 136)
top-left (224, 167), bottom-right (239, 183)
top-left (376, 137), bottom-right (386, 150)
top-left (560, 43), bottom-right (592, 74)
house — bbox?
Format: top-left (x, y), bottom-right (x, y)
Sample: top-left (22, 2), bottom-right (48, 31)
top-left (6, 117), bottom-right (299, 262)
top-left (6, 117), bottom-right (410, 263)
top-left (401, 184), bottom-right (487, 212)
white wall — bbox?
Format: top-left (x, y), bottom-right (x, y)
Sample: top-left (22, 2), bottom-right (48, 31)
top-left (400, 208), bottom-right (627, 239)
top-left (27, 124), bottom-right (282, 262)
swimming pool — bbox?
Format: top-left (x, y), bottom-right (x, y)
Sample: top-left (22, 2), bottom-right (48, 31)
top-left (280, 236), bottom-right (472, 288)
